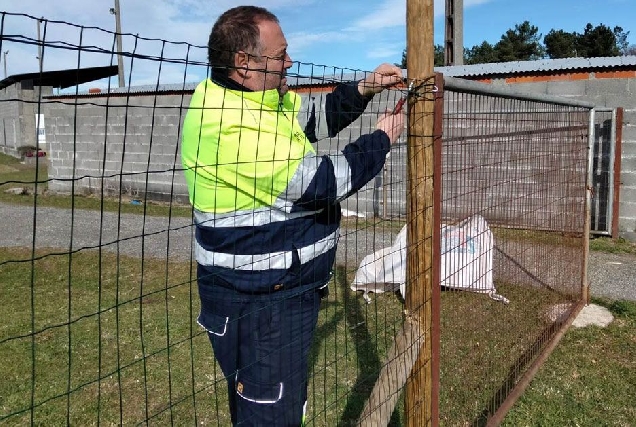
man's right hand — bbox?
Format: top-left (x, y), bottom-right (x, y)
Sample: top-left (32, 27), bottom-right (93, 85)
top-left (376, 109), bottom-right (405, 144)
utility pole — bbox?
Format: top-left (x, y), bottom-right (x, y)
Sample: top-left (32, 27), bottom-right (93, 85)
top-left (3, 50), bottom-right (8, 78)
top-left (444, 0), bottom-right (464, 65)
top-left (110, 0), bottom-right (125, 87)
top-left (36, 17), bottom-right (44, 71)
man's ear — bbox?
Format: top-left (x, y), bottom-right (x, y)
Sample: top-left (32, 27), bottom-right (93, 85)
top-left (234, 51), bottom-right (250, 79)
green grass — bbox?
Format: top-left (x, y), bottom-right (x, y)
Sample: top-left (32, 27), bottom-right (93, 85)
top-left (503, 298), bottom-right (636, 426)
top-left (589, 236), bottom-right (636, 255)
top-left (0, 248), bottom-right (408, 425)
top-left (1, 245), bottom-right (594, 426)
top-left (0, 152), bottom-right (192, 217)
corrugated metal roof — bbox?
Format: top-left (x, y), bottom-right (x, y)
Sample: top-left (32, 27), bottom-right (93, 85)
top-left (104, 82), bottom-right (199, 94)
top-left (434, 55), bottom-right (636, 77)
top-left (62, 56), bottom-right (636, 96)
top-left (0, 65), bottom-right (118, 91)
top-left (65, 73), bottom-right (363, 96)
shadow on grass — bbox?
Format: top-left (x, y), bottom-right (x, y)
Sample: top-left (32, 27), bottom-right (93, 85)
top-left (332, 265), bottom-right (402, 427)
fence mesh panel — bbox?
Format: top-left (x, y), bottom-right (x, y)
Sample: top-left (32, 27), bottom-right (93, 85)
top-left (438, 79), bottom-right (590, 424)
top-left (0, 11), bottom-right (419, 426)
top-left (0, 11), bottom-right (593, 426)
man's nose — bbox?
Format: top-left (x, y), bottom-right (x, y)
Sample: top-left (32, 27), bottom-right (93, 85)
top-left (284, 53), bottom-right (293, 69)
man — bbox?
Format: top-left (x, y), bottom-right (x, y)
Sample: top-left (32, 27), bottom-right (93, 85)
top-left (181, 5), bottom-right (405, 426)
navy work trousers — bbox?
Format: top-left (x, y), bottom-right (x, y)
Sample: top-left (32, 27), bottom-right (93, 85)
top-left (197, 266), bottom-right (323, 426)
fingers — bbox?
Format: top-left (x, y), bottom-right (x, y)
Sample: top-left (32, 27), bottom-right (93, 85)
top-left (373, 63), bottom-right (403, 86)
top-left (358, 63), bottom-right (404, 96)
top-left (376, 109), bottom-right (405, 144)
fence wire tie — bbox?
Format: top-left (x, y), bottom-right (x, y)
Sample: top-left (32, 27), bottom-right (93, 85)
top-left (405, 80), bottom-right (438, 102)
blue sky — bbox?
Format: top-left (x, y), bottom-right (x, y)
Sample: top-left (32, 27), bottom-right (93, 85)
top-left (2, 0), bottom-right (635, 86)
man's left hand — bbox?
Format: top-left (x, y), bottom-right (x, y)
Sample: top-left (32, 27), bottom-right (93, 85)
top-left (358, 63), bottom-right (403, 97)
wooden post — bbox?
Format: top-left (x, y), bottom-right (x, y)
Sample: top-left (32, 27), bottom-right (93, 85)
top-left (357, 317), bottom-right (423, 426)
top-left (405, 0), bottom-right (435, 426)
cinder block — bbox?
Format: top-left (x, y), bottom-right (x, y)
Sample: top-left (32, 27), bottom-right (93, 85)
top-left (617, 202), bottom-right (636, 227)
top-left (618, 171), bottom-right (636, 186)
top-left (546, 81), bottom-right (587, 96)
top-left (586, 79), bottom-right (630, 97)
top-left (618, 187), bottom-right (636, 204)
top-left (619, 156), bottom-right (636, 173)
top-left (603, 96), bottom-right (636, 109)
top-left (619, 140), bottom-right (636, 157)
top-left (621, 112), bottom-right (636, 126)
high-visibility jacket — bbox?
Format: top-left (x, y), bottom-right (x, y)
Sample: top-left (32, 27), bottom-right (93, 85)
top-left (181, 78), bottom-right (391, 293)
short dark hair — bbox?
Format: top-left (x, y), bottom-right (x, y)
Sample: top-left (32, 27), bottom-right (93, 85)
top-left (208, 6), bottom-right (279, 76)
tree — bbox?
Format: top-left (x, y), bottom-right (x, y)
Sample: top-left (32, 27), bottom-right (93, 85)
top-left (434, 44), bottom-right (445, 66)
top-left (579, 23), bottom-right (621, 57)
top-left (400, 21), bottom-right (632, 67)
top-left (494, 21), bottom-right (545, 62)
top-left (399, 49), bottom-right (406, 68)
top-left (544, 24), bottom-right (630, 58)
top-left (464, 41), bottom-right (498, 64)
top-left (544, 29), bottom-right (579, 58)
top-left (613, 26), bottom-right (630, 54)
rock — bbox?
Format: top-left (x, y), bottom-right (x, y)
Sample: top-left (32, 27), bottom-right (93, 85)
top-left (572, 304), bottom-right (614, 328)
top-left (4, 187), bottom-right (28, 195)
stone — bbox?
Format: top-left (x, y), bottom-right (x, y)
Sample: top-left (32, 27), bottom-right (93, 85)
top-left (571, 304), bottom-right (614, 328)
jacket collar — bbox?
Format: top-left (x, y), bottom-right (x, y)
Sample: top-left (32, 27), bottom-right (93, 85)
top-left (209, 74), bottom-right (291, 112)
top-left (211, 71), bottom-right (251, 92)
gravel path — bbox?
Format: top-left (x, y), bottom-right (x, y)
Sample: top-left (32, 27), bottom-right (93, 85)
top-left (0, 202), bottom-right (195, 262)
top-left (1, 202), bottom-right (634, 301)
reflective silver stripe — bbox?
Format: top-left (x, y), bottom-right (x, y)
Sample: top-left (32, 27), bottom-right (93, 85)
top-left (330, 153), bottom-right (353, 201)
top-left (298, 231), bottom-right (339, 263)
top-left (282, 153), bottom-right (322, 201)
top-left (283, 151), bottom-right (353, 201)
top-left (195, 230), bottom-right (339, 270)
top-left (194, 204), bottom-right (322, 228)
top-left (195, 241), bottom-right (292, 270)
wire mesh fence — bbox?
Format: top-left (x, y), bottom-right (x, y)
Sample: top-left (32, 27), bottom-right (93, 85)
top-left (437, 77), bottom-right (593, 424)
top-left (0, 11), bottom-right (421, 426)
top-left (1, 10), bottom-right (594, 427)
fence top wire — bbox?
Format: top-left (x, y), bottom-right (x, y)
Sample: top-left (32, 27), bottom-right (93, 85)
top-left (443, 76), bottom-right (596, 109)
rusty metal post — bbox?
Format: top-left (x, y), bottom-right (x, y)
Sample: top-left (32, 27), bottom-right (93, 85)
top-left (405, 0), bottom-right (436, 426)
top-left (612, 108), bottom-right (623, 239)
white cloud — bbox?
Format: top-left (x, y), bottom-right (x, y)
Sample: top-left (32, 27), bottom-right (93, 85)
top-left (286, 30), bottom-right (361, 54)
top-left (365, 43), bottom-right (404, 59)
top-left (352, 0), bottom-right (405, 31)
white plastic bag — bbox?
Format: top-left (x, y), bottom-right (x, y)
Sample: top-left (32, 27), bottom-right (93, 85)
top-left (350, 215), bottom-right (508, 303)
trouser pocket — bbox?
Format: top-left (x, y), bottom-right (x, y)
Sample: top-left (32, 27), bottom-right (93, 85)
top-left (235, 372), bottom-right (283, 404)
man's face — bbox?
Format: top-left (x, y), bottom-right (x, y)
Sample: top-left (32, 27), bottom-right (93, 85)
top-left (244, 20), bottom-right (293, 95)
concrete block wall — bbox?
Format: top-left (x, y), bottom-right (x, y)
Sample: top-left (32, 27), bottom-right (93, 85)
top-left (0, 83), bottom-right (52, 158)
top-left (45, 93), bottom-right (192, 203)
top-left (44, 88), bottom-right (403, 215)
top-left (42, 77), bottom-right (636, 236)
top-left (0, 84), bottom-right (22, 157)
top-left (486, 74), bottom-right (636, 238)
top-left (42, 83), bottom-right (595, 229)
